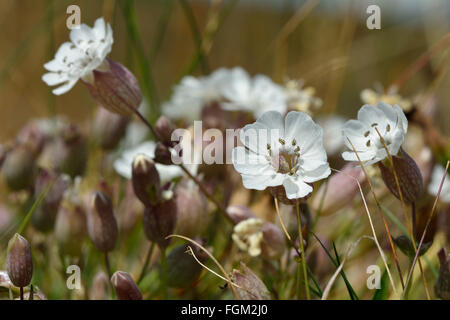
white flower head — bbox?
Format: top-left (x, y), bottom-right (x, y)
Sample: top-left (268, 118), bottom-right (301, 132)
top-left (162, 68), bottom-right (230, 122)
top-left (428, 165), bottom-right (450, 203)
top-left (232, 218), bottom-right (264, 257)
top-left (114, 141), bottom-right (183, 183)
top-left (342, 102), bottom-right (408, 165)
top-left (42, 17), bottom-right (113, 95)
top-left (221, 68), bottom-right (287, 118)
top-left (232, 111), bottom-right (331, 200)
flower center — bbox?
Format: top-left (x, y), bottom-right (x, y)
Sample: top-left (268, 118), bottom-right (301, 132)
top-left (267, 138), bottom-right (301, 175)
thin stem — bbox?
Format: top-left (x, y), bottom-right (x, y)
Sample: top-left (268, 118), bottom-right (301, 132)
top-left (138, 242), bottom-right (155, 284)
top-left (20, 287), bottom-right (24, 300)
top-left (412, 202), bottom-right (417, 239)
top-left (160, 246), bottom-right (168, 299)
top-left (295, 202), bottom-right (310, 300)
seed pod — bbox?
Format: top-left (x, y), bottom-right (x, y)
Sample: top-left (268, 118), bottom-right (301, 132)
top-left (53, 124), bottom-right (88, 178)
top-left (174, 180), bottom-right (210, 238)
top-left (87, 192), bottom-right (118, 252)
top-left (31, 169), bottom-right (69, 232)
top-left (142, 192), bottom-right (177, 248)
top-left (378, 148), bottom-right (423, 203)
top-left (226, 205), bottom-right (256, 224)
top-left (6, 234), bottom-right (33, 288)
top-left (1, 145), bottom-right (37, 191)
top-left (92, 108), bottom-right (130, 150)
top-left (155, 116), bottom-right (176, 147)
top-left (154, 142), bottom-right (173, 165)
top-left (132, 154), bottom-right (160, 206)
top-left (111, 271), bottom-right (142, 300)
top-left (312, 163), bottom-right (366, 216)
top-left (435, 248), bottom-right (450, 300)
top-left (166, 243), bottom-right (208, 288)
top-left (55, 204), bottom-right (87, 256)
top-left (232, 262), bottom-right (271, 300)
top-left (83, 58), bottom-right (142, 116)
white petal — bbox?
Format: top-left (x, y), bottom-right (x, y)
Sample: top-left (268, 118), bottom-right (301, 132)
top-left (302, 163), bottom-right (331, 183)
top-left (283, 177), bottom-right (313, 199)
top-left (232, 147), bottom-right (271, 174)
top-left (42, 72), bottom-right (69, 86)
top-left (241, 172), bottom-right (282, 190)
top-left (52, 80), bottom-right (78, 95)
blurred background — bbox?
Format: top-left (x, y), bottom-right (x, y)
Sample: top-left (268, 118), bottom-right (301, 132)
top-left (1, 0), bottom-right (450, 142)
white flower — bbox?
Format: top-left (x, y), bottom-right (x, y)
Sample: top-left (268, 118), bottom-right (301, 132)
top-left (342, 102), bottom-right (408, 165)
top-left (428, 165), bottom-right (450, 203)
top-left (114, 141), bottom-right (183, 182)
top-left (232, 111), bottom-right (330, 200)
top-left (232, 218), bottom-right (264, 257)
top-left (221, 68), bottom-right (287, 118)
top-left (284, 79), bottom-right (322, 115)
top-left (162, 68), bottom-right (229, 122)
top-left (42, 17), bottom-right (113, 95)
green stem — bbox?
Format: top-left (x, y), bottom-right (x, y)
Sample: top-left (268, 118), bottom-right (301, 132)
top-left (138, 242), bottom-right (155, 284)
top-left (160, 246), bottom-right (168, 299)
top-left (296, 202), bottom-right (310, 300)
top-left (105, 252), bottom-right (112, 279)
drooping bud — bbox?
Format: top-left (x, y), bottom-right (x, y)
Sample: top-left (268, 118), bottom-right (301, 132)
top-left (111, 271), bottom-right (142, 300)
top-left (87, 191), bottom-right (118, 252)
top-left (82, 58), bottom-right (142, 116)
top-left (155, 116), bottom-right (176, 147)
top-left (174, 180), bottom-right (210, 238)
top-left (91, 271), bottom-right (110, 300)
top-left (6, 234), bottom-right (33, 288)
top-left (92, 108), bottom-right (130, 150)
top-left (31, 169), bottom-right (69, 232)
top-left (53, 124), bottom-right (88, 178)
top-left (393, 235), bottom-right (432, 259)
top-left (232, 262), bottom-right (271, 300)
top-left (435, 248), bottom-right (450, 300)
top-left (167, 243), bottom-right (208, 288)
top-left (226, 205), bottom-right (256, 224)
top-left (131, 154), bottom-right (160, 206)
top-left (312, 163), bottom-right (366, 216)
top-left (378, 148), bottom-right (423, 203)
top-left (55, 204), bottom-right (87, 256)
top-left (142, 192), bottom-right (177, 248)
top-left (154, 142), bottom-right (173, 165)
top-left (1, 145), bottom-right (37, 191)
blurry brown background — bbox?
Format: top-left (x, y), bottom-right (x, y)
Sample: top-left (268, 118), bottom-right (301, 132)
top-left (1, 0), bottom-right (450, 141)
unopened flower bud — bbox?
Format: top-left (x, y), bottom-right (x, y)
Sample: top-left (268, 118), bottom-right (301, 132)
top-left (83, 59), bottom-right (142, 116)
top-left (132, 154), bottom-right (160, 206)
top-left (226, 205), bottom-right (256, 224)
top-left (53, 124), bottom-right (88, 178)
top-left (154, 142), bottom-right (173, 165)
top-left (167, 243), bottom-right (208, 288)
top-left (378, 148), bottom-right (423, 203)
top-left (312, 163), bottom-right (366, 216)
top-left (91, 271), bottom-right (110, 300)
top-left (92, 108), bottom-right (130, 150)
top-left (87, 191), bottom-right (118, 252)
top-left (435, 248), bottom-right (450, 300)
top-left (31, 169), bottom-right (69, 232)
top-left (155, 116), bottom-right (176, 147)
top-left (174, 181), bottom-right (210, 238)
top-left (6, 234), bottom-right (33, 288)
top-left (55, 204), bottom-right (87, 256)
top-left (232, 262), bottom-right (271, 300)
top-left (393, 235), bottom-right (432, 259)
top-left (111, 271), bottom-right (142, 300)
top-left (143, 192), bottom-right (177, 248)
top-left (2, 145), bottom-right (37, 191)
